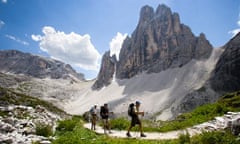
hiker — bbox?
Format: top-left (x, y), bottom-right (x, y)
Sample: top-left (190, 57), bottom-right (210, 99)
top-left (100, 103), bottom-right (113, 134)
top-left (126, 101), bottom-right (146, 137)
top-left (90, 105), bottom-right (98, 130)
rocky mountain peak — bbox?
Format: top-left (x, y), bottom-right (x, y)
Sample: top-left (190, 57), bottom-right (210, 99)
top-left (92, 51), bottom-right (116, 89)
top-left (93, 4), bottom-right (213, 89)
top-left (156, 4), bottom-right (172, 18)
top-left (139, 5), bottom-right (154, 24)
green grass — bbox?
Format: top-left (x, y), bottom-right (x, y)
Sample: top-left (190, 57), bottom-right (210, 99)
top-left (0, 87), bottom-right (68, 117)
top-left (56, 115), bottom-right (83, 133)
top-left (191, 130), bottom-right (239, 144)
top-left (143, 90), bottom-right (240, 132)
top-left (34, 90), bottom-right (240, 143)
top-left (53, 116), bottom-right (240, 144)
top-left (107, 91), bottom-right (240, 133)
top-left (36, 123), bottom-right (53, 137)
top-left (53, 116), bottom-right (178, 144)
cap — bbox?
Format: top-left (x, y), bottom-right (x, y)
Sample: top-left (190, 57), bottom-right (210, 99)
top-left (136, 101), bottom-right (141, 104)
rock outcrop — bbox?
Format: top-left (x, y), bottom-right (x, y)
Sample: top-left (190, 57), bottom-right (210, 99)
top-left (116, 4), bottom-right (213, 79)
top-left (0, 105), bottom-right (62, 144)
top-left (0, 50), bottom-right (85, 81)
top-left (93, 4), bottom-right (213, 89)
top-left (210, 32), bottom-right (240, 93)
top-left (92, 51), bottom-right (116, 89)
top-left (0, 87), bottom-right (68, 144)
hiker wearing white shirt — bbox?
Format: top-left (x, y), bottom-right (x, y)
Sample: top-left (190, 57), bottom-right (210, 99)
top-left (90, 105), bottom-right (98, 130)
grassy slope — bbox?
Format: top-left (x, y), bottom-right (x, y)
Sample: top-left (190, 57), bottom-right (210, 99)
top-left (0, 87), bottom-right (67, 117)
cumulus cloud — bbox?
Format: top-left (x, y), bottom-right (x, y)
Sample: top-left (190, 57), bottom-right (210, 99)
top-left (109, 32), bottom-right (128, 61)
top-left (0, 20), bottom-right (5, 29)
top-left (5, 34), bottom-right (29, 45)
top-left (31, 26), bottom-right (101, 71)
top-left (229, 14), bottom-right (240, 37)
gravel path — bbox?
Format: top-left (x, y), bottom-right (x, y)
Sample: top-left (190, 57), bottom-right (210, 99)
top-left (83, 123), bottom-right (201, 140)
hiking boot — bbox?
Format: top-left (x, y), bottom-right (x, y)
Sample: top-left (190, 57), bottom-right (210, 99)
top-left (140, 133), bottom-right (146, 137)
top-left (126, 132), bottom-right (131, 137)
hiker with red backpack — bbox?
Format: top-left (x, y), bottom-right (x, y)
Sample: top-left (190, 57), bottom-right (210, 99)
top-left (126, 101), bottom-right (146, 137)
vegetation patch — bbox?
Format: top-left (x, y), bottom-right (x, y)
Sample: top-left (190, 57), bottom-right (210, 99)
top-left (36, 123), bottom-right (53, 137)
top-left (146, 90), bottom-right (240, 132)
top-left (0, 87), bottom-right (67, 116)
top-left (53, 116), bottom-right (178, 144)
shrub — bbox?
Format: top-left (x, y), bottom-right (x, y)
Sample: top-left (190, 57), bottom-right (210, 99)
top-left (109, 117), bottom-right (129, 130)
top-left (178, 131), bottom-right (190, 144)
top-left (56, 118), bottom-right (79, 132)
top-left (35, 123), bottom-right (53, 137)
top-left (190, 131), bottom-right (238, 144)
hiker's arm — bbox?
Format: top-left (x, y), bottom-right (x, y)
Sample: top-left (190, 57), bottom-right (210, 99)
top-left (108, 111), bottom-right (114, 115)
top-left (136, 111), bottom-right (144, 116)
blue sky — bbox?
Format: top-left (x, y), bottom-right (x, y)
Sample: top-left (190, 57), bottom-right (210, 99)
top-left (0, 0), bottom-right (239, 79)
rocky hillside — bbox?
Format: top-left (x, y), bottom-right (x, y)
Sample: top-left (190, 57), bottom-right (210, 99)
top-left (172, 32), bottom-right (240, 115)
top-left (0, 87), bottom-right (68, 144)
top-left (93, 4), bottom-right (213, 89)
top-left (0, 50), bottom-right (85, 81)
top-left (210, 32), bottom-right (240, 93)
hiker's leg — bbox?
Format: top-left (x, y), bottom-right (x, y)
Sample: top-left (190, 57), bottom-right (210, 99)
top-left (107, 119), bottom-right (111, 132)
top-left (91, 117), bottom-right (94, 130)
top-left (93, 116), bottom-right (97, 130)
top-left (93, 120), bottom-right (96, 130)
top-left (128, 117), bottom-right (136, 133)
top-left (127, 125), bottom-right (133, 133)
top-left (103, 119), bottom-right (107, 133)
top-left (139, 121), bottom-right (146, 137)
top-left (139, 122), bottom-right (143, 134)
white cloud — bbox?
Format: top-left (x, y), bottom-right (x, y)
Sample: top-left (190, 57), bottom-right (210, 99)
top-left (229, 13), bottom-right (240, 37)
top-left (32, 26), bottom-right (101, 71)
top-left (0, 20), bottom-right (5, 29)
top-left (237, 19), bottom-right (240, 27)
top-left (31, 34), bottom-right (42, 41)
top-left (109, 32), bottom-right (128, 61)
top-left (5, 34), bottom-right (29, 45)
top-left (229, 29), bottom-right (240, 37)
top-left (1, 0), bottom-right (7, 3)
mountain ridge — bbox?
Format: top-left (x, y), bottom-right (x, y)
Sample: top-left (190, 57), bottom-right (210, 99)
top-left (0, 49), bottom-right (85, 81)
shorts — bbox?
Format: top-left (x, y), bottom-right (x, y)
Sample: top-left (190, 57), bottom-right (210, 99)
top-left (91, 114), bottom-right (97, 123)
top-left (131, 116), bottom-right (141, 127)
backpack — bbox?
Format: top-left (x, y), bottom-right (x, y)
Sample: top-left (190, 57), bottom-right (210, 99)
top-left (100, 106), bottom-right (105, 118)
top-left (89, 107), bottom-right (94, 114)
top-left (128, 103), bottom-right (135, 117)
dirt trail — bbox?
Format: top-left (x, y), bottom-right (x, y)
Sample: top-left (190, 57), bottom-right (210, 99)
top-left (84, 112), bottom-right (240, 140)
top-left (83, 123), bottom-right (201, 140)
